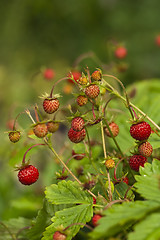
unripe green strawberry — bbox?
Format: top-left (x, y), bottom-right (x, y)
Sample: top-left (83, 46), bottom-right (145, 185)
top-left (91, 70), bottom-right (102, 81)
top-left (43, 98), bottom-right (60, 114)
top-left (18, 165), bottom-right (39, 185)
top-left (8, 131), bottom-right (21, 143)
top-left (129, 154), bottom-right (147, 172)
top-left (33, 123), bottom-right (48, 138)
top-left (104, 122), bottom-right (119, 137)
top-left (47, 121), bottom-right (59, 133)
top-left (92, 214), bottom-right (102, 227)
top-left (53, 231), bottom-right (66, 240)
top-left (105, 159), bottom-right (115, 169)
top-left (71, 117), bottom-right (85, 131)
top-left (130, 121), bottom-right (151, 141)
top-left (77, 95), bottom-right (88, 106)
top-left (85, 84), bottom-right (100, 99)
top-left (68, 128), bottom-right (86, 143)
top-left (138, 141), bottom-right (153, 157)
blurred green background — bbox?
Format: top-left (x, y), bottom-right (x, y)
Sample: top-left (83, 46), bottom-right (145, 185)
top-left (1, 0), bottom-right (160, 222)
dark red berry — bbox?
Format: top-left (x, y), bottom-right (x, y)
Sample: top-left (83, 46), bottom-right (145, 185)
top-left (85, 84), bottom-right (100, 99)
top-left (43, 98), bottom-right (60, 114)
top-left (123, 177), bottom-right (129, 185)
top-left (130, 121), bottom-right (151, 141)
top-left (129, 154), bottom-right (147, 172)
top-left (18, 165), bottom-right (39, 185)
top-left (71, 117), bottom-right (85, 131)
top-left (92, 214), bottom-right (102, 227)
top-left (68, 128), bottom-right (86, 143)
top-left (93, 197), bottom-right (96, 204)
top-left (33, 123), bottom-right (48, 138)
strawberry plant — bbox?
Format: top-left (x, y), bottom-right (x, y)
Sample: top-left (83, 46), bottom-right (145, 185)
top-left (3, 67), bottom-right (160, 240)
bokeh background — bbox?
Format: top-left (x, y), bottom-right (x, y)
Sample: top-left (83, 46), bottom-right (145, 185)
top-left (1, 0), bottom-right (160, 223)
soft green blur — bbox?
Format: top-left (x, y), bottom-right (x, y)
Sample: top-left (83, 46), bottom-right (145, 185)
top-left (1, 0), bottom-right (160, 221)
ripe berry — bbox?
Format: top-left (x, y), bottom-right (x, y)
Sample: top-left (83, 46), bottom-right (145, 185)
top-left (85, 84), bottom-right (100, 99)
top-left (53, 231), bottom-right (66, 240)
top-left (8, 131), bottom-right (21, 143)
top-left (115, 46), bottom-right (127, 59)
top-left (92, 214), bottom-right (102, 227)
top-left (33, 123), bottom-right (48, 138)
top-left (104, 122), bottom-right (119, 137)
top-left (91, 70), bottom-right (102, 81)
top-left (77, 95), bottom-right (88, 106)
top-left (138, 141), bottom-right (153, 157)
top-left (155, 35), bottom-right (160, 46)
top-left (93, 197), bottom-right (96, 204)
top-left (71, 117), bottom-right (85, 131)
top-left (123, 176), bottom-right (129, 185)
top-left (43, 98), bottom-right (60, 114)
top-left (105, 159), bottom-right (115, 169)
top-left (47, 121), bottom-right (59, 133)
top-left (130, 121), bottom-right (151, 141)
top-left (68, 128), bottom-right (86, 143)
top-left (67, 71), bottom-right (81, 84)
top-left (72, 150), bottom-right (85, 160)
top-left (44, 69), bottom-right (55, 80)
top-left (129, 154), bottom-right (147, 172)
top-left (18, 165), bottom-right (39, 185)
top-left (77, 76), bottom-right (88, 85)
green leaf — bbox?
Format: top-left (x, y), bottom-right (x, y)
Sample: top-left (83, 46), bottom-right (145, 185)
top-left (89, 200), bottom-right (160, 239)
top-left (0, 217), bottom-right (31, 240)
top-left (128, 213), bottom-right (160, 240)
top-left (42, 204), bottom-right (93, 240)
top-left (45, 180), bottom-right (93, 205)
top-left (113, 181), bottom-right (134, 200)
top-left (135, 160), bottom-right (160, 202)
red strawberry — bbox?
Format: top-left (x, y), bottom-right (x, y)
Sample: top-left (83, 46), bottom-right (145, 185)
top-left (115, 46), bottom-right (127, 59)
top-left (44, 69), bottom-right (55, 80)
top-left (9, 131), bottom-right (21, 143)
top-left (33, 123), bottom-right (48, 138)
top-left (85, 84), bottom-right (100, 99)
top-left (104, 122), bottom-right (119, 137)
top-left (53, 231), bottom-right (66, 240)
top-left (47, 121), bottom-right (59, 133)
top-left (77, 95), bottom-right (88, 106)
top-left (72, 150), bottom-right (85, 160)
top-left (93, 197), bottom-right (96, 204)
top-left (91, 70), bottom-right (102, 81)
top-left (129, 154), bottom-right (147, 172)
top-left (155, 35), bottom-right (160, 47)
top-left (92, 214), bottom-right (102, 227)
top-left (138, 141), bottom-right (153, 157)
top-left (67, 71), bottom-right (81, 84)
top-left (123, 176), bottom-right (129, 185)
top-left (18, 165), bottom-right (39, 185)
top-left (43, 98), bottom-right (60, 114)
top-left (68, 128), bottom-right (86, 143)
top-left (130, 121), bottom-right (151, 141)
top-left (71, 117), bottom-right (85, 131)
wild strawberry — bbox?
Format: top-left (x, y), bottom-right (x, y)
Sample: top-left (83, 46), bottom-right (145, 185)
top-left (93, 197), bottom-right (96, 204)
top-left (138, 141), bottom-right (153, 157)
top-left (44, 69), bottom-right (55, 80)
top-left (43, 98), bottom-right (60, 114)
top-left (92, 214), bottom-right (102, 227)
top-left (77, 95), bottom-right (88, 106)
top-left (9, 131), bottom-right (21, 143)
top-left (130, 121), bottom-right (151, 141)
top-left (91, 70), bottom-right (102, 81)
top-left (155, 35), bottom-right (160, 47)
top-left (72, 150), bottom-right (85, 160)
top-left (47, 121), bottom-right (59, 133)
top-left (123, 177), bottom-right (129, 185)
top-left (104, 122), bottom-right (119, 137)
top-left (53, 231), bottom-right (66, 240)
top-left (77, 76), bottom-right (88, 85)
top-left (18, 165), bottom-right (39, 185)
top-left (105, 159), bottom-right (115, 169)
top-left (68, 128), bottom-right (86, 143)
top-left (67, 71), bottom-right (81, 84)
top-left (33, 123), bottom-right (48, 138)
top-left (115, 46), bottom-right (127, 59)
top-left (71, 117), bottom-right (85, 131)
top-left (85, 84), bottom-right (100, 99)
top-left (129, 154), bottom-right (147, 172)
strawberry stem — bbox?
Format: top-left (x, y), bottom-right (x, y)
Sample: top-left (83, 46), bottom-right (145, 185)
top-left (0, 222), bottom-right (16, 240)
top-left (34, 106), bottom-right (40, 122)
top-left (13, 111), bottom-right (25, 131)
top-left (22, 144), bottom-right (46, 164)
top-left (25, 109), bottom-right (36, 124)
top-left (50, 77), bottom-right (69, 98)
